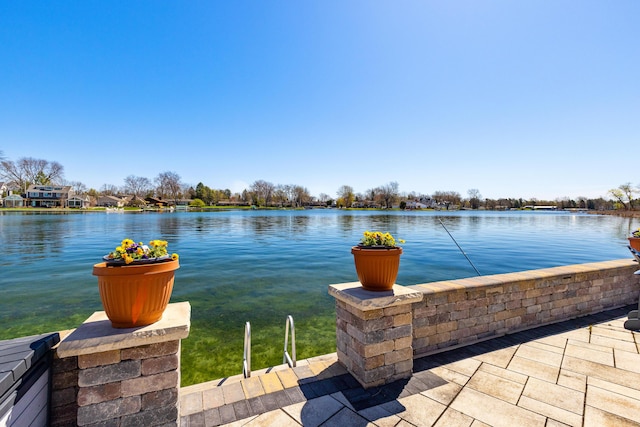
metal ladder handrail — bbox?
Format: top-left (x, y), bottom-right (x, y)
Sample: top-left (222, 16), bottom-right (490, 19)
top-left (243, 321), bottom-right (251, 378)
top-left (283, 315), bottom-right (296, 368)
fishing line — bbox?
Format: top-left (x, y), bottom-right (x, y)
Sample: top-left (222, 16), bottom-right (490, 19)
top-left (438, 218), bottom-right (481, 276)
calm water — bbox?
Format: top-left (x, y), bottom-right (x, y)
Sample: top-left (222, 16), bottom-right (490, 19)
top-left (0, 209), bottom-right (637, 385)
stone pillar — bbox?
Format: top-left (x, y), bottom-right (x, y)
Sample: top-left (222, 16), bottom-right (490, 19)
top-left (328, 282), bottom-right (423, 389)
top-left (52, 302), bottom-right (191, 427)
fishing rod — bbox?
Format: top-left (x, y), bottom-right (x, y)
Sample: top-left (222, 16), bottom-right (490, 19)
top-left (438, 218), bottom-right (481, 276)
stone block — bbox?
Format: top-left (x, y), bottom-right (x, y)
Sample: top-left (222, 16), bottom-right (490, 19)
top-left (348, 339), bottom-right (365, 359)
top-left (505, 300), bottom-right (521, 310)
top-left (78, 382), bottom-right (122, 406)
top-left (436, 302), bottom-right (456, 314)
top-left (363, 354), bottom-right (385, 370)
top-left (436, 321), bottom-right (457, 334)
top-left (428, 294), bottom-right (450, 305)
top-left (393, 359), bottom-right (413, 376)
top-left (392, 312), bottom-right (413, 327)
top-left (451, 309), bottom-right (470, 321)
top-left (431, 312), bottom-right (448, 323)
top-left (79, 360), bottom-right (141, 387)
top-left (413, 304), bottom-right (436, 318)
top-left (414, 324), bottom-right (437, 339)
top-left (385, 325), bottom-right (412, 341)
top-left (361, 364), bottom-right (395, 384)
top-left (50, 402), bottom-right (78, 427)
top-left (394, 336), bottom-right (412, 350)
top-left (78, 350), bottom-right (121, 369)
top-left (447, 290), bottom-right (467, 303)
top-left (466, 289), bottom-right (486, 299)
top-left (53, 369), bottom-right (79, 390)
top-left (120, 405), bottom-right (178, 427)
top-left (495, 308), bottom-right (525, 321)
top-left (526, 304), bottom-right (542, 314)
top-left (488, 303), bottom-right (505, 314)
top-left (450, 328), bottom-right (473, 341)
top-left (142, 354), bottom-right (179, 376)
top-left (336, 349), bottom-right (351, 369)
top-left (360, 313), bottom-right (396, 332)
top-left (335, 304), bottom-right (353, 324)
top-left (51, 387), bottom-right (77, 407)
top-left (53, 355), bottom-right (78, 373)
top-left (361, 339), bottom-right (395, 358)
top-left (121, 370), bottom-right (179, 397)
top-left (121, 340), bottom-right (179, 361)
top-left (358, 307), bottom-right (384, 319)
top-left (77, 396), bottom-right (141, 426)
top-left (413, 316), bottom-right (432, 329)
top-left (457, 317), bottom-right (477, 329)
top-left (385, 347), bottom-right (412, 365)
top-left (141, 388), bottom-right (179, 410)
top-left (383, 304), bottom-right (410, 316)
top-left (413, 336), bottom-right (430, 351)
top-left (433, 331), bottom-right (451, 344)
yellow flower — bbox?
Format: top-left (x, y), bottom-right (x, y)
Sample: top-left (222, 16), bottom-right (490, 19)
top-left (171, 253), bottom-right (179, 261)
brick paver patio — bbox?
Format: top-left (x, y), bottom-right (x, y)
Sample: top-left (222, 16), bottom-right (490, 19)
top-left (180, 305), bottom-right (640, 426)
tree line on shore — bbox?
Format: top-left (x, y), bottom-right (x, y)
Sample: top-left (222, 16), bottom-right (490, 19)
top-left (0, 152), bottom-right (629, 211)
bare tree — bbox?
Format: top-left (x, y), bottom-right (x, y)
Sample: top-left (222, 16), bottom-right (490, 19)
top-left (378, 181), bottom-right (399, 208)
top-left (250, 180), bottom-right (275, 207)
top-left (609, 187), bottom-right (630, 210)
top-left (292, 185), bottom-right (310, 207)
top-left (619, 183), bottom-right (636, 210)
top-left (318, 193), bottom-right (331, 204)
top-left (100, 184), bottom-right (120, 196)
top-left (124, 175), bottom-right (152, 198)
top-left (336, 185), bottom-right (354, 208)
top-left (67, 181), bottom-right (88, 195)
top-left (155, 171), bottom-right (183, 204)
top-left (433, 190), bottom-right (462, 210)
top-left (273, 184), bottom-right (289, 207)
top-left (467, 188), bottom-right (482, 209)
top-left (0, 157), bottom-right (64, 193)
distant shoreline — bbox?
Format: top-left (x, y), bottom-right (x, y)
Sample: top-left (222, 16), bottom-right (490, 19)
top-left (588, 210), bottom-right (640, 218)
top-left (3, 207), bottom-right (640, 217)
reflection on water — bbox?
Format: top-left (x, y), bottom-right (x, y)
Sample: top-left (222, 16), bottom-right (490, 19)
top-left (0, 209), bottom-right (637, 385)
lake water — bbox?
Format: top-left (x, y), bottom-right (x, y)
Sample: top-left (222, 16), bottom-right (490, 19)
top-left (0, 209), bottom-right (637, 385)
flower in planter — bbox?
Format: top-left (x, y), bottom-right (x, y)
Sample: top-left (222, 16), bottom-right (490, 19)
top-left (358, 231), bottom-right (405, 248)
top-left (632, 228), bottom-right (640, 238)
top-left (104, 238), bottom-right (179, 264)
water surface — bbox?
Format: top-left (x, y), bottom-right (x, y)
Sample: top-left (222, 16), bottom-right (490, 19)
top-left (0, 209), bottom-right (636, 385)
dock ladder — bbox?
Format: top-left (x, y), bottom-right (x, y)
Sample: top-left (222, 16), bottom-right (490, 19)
top-left (243, 321), bottom-right (251, 378)
top-left (283, 315), bottom-right (297, 368)
top-left (242, 315), bottom-right (297, 378)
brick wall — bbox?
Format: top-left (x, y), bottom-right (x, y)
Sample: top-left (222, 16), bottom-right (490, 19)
top-left (51, 353), bottom-right (79, 426)
top-left (335, 299), bottom-right (414, 388)
top-left (50, 302), bottom-right (190, 426)
top-left (51, 341), bottom-right (181, 426)
top-left (410, 259), bottom-right (639, 357)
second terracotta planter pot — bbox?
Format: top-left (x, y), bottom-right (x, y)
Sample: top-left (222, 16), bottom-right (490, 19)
top-left (351, 246), bottom-right (402, 291)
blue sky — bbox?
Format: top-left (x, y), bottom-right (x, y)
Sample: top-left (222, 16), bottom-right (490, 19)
top-left (1, 1), bottom-right (638, 201)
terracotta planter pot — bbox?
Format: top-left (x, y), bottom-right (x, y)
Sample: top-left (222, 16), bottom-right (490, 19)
top-left (629, 237), bottom-right (640, 251)
top-left (92, 260), bottom-right (179, 328)
top-left (351, 246), bottom-right (402, 291)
